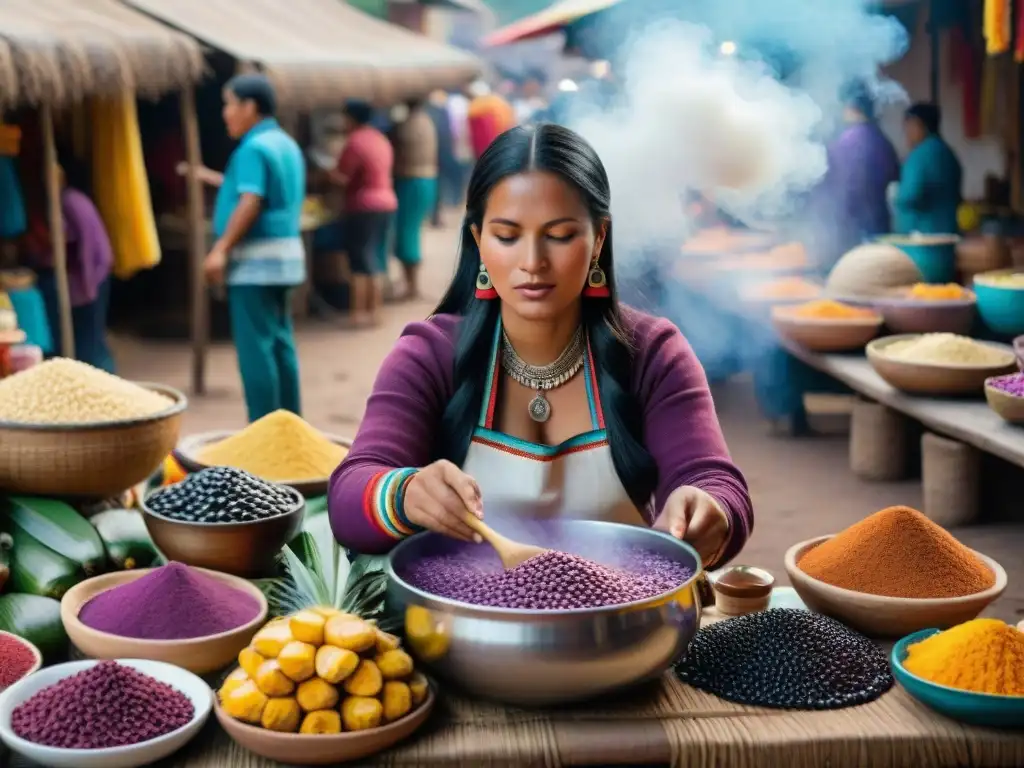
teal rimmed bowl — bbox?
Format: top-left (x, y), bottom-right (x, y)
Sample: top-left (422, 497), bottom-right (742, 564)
top-left (891, 628), bottom-right (1024, 728)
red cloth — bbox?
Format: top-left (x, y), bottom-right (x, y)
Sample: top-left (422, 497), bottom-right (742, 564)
top-left (1016, 0), bottom-right (1024, 61)
top-left (336, 126), bottom-right (398, 213)
top-left (950, 27), bottom-right (981, 140)
top-left (467, 95), bottom-right (515, 159)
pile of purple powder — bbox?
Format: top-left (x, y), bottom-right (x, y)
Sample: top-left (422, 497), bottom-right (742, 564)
top-left (988, 372), bottom-right (1024, 397)
top-left (79, 561), bottom-right (261, 640)
top-left (12, 661), bottom-right (194, 749)
top-left (402, 547), bottom-right (692, 610)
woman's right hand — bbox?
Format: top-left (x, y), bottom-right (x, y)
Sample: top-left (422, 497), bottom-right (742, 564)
top-left (404, 460), bottom-right (483, 542)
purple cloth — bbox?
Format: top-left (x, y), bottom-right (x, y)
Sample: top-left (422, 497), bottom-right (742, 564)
top-left (823, 122), bottom-right (901, 244)
top-left (33, 188), bottom-right (113, 307)
top-left (328, 308), bottom-right (754, 564)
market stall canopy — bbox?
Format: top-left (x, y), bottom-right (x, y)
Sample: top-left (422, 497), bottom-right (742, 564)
top-left (483, 0), bottom-right (621, 46)
top-left (122, 0), bottom-right (483, 109)
top-left (0, 0), bottom-right (204, 108)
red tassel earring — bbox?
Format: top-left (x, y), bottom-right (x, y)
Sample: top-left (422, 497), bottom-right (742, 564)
top-left (476, 263), bottom-right (498, 299)
top-left (582, 257), bottom-right (610, 297)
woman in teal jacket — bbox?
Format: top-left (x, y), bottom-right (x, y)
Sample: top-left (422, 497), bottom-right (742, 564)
top-left (894, 103), bottom-right (962, 235)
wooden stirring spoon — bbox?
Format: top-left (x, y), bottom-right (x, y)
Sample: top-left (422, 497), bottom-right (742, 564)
top-left (461, 511), bottom-right (548, 570)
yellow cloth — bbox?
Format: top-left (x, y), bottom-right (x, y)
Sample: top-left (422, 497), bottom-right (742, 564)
top-left (980, 56), bottom-right (998, 135)
top-left (90, 92), bottom-right (161, 280)
top-left (984, 0), bottom-right (1011, 55)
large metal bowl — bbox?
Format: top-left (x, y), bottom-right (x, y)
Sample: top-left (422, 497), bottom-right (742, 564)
top-left (386, 520), bottom-right (702, 707)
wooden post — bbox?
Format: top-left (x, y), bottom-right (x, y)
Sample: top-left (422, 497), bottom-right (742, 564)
top-left (181, 87), bottom-right (208, 396)
top-left (40, 103), bottom-right (74, 359)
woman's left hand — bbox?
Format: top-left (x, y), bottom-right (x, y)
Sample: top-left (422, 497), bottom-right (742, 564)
top-left (654, 486), bottom-right (730, 566)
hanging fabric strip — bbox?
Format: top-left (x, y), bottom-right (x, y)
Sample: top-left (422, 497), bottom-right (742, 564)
top-left (1015, 0), bottom-right (1024, 61)
top-left (984, 0), bottom-right (1012, 55)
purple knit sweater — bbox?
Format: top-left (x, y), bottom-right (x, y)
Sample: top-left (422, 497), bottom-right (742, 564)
top-left (329, 308), bottom-right (754, 561)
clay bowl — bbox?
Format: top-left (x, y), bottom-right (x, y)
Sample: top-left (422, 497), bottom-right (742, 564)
top-left (174, 430), bottom-right (351, 498)
top-left (214, 685), bottom-right (435, 765)
top-left (784, 536), bottom-right (1006, 638)
top-left (60, 568), bottom-right (268, 676)
top-left (771, 308), bottom-right (883, 352)
top-left (867, 288), bottom-right (977, 335)
top-left (984, 378), bottom-right (1024, 424)
top-left (865, 335), bottom-right (1016, 396)
top-left (141, 485), bottom-right (305, 578)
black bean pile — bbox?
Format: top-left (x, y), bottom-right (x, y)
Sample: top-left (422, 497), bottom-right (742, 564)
top-left (147, 467), bottom-right (297, 523)
top-left (676, 609), bottom-right (893, 710)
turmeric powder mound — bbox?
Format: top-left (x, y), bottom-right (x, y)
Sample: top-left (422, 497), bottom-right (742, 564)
top-left (796, 506), bottom-right (995, 599)
top-left (903, 619), bottom-right (1024, 696)
top-left (198, 410), bottom-right (348, 482)
top-left (788, 299), bottom-right (879, 320)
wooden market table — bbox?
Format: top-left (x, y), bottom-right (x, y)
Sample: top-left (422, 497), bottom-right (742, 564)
top-left (780, 341), bottom-right (1024, 470)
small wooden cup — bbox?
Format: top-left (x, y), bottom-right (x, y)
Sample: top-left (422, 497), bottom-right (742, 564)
top-left (709, 566), bottom-right (775, 616)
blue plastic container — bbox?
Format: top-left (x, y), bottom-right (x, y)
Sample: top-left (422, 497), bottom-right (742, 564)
top-left (876, 235), bottom-right (959, 284)
top-left (891, 629), bottom-right (1024, 729)
top-left (973, 271), bottom-right (1024, 337)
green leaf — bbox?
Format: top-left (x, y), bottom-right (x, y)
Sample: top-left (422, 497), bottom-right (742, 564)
top-left (252, 576), bottom-right (308, 618)
top-left (281, 545), bottom-right (330, 607)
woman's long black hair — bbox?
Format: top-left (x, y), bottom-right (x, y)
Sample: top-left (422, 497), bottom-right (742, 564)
top-left (433, 123), bottom-right (658, 509)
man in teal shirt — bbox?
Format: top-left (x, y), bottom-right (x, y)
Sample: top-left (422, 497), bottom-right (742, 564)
top-left (196, 74), bottom-right (305, 422)
top-left (893, 102), bottom-right (962, 235)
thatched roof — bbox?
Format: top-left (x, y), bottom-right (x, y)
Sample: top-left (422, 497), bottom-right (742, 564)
top-left (0, 0), bottom-right (204, 109)
top-left (122, 0), bottom-right (483, 109)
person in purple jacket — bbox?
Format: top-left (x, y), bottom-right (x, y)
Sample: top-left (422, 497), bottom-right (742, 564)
top-left (329, 123), bottom-right (753, 568)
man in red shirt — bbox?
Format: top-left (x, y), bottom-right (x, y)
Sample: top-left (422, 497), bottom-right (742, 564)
top-left (330, 101), bottom-right (398, 328)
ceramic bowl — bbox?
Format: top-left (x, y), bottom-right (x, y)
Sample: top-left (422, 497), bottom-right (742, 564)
top-left (0, 658), bottom-right (212, 768)
top-left (771, 309), bottom-right (883, 352)
top-left (784, 536), bottom-right (1007, 638)
top-left (174, 429), bottom-right (352, 498)
top-left (708, 565), bottom-right (775, 617)
top-left (974, 270), bottom-right (1024, 336)
top-left (865, 335), bottom-right (1017, 396)
top-left (891, 629), bottom-right (1024, 728)
top-left (984, 378), bottom-right (1024, 424)
top-left (866, 288), bottom-right (977, 335)
top-left (141, 485), bottom-right (305, 578)
top-left (877, 234), bottom-right (959, 284)
top-left (0, 631), bottom-right (42, 689)
top-left (214, 684), bottom-right (435, 765)
top-left (60, 568), bottom-right (268, 675)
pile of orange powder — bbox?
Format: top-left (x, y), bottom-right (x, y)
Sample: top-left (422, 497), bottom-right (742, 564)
top-left (797, 506), bottom-right (995, 599)
top-left (786, 299), bottom-right (879, 321)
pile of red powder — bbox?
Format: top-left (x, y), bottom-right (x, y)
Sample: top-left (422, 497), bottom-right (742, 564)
top-left (78, 562), bottom-right (261, 640)
top-left (0, 633), bottom-right (38, 691)
top-left (12, 661), bottom-right (194, 749)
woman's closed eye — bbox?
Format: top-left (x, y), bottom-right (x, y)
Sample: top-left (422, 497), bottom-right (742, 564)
top-left (492, 231), bottom-right (578, 245)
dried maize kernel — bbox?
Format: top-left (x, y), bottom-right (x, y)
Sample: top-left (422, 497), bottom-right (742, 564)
top-left (222, 680), bottom-right (268, 724)
top-left (300, 709), bottom-right (343, 734)
top-left (252, 622), bottom-right (293, 658)
top-left (238, 646), bottom-right (265, 679)
top-left (217, 668), bottom-right (249, 702)
top-left (289, 610), bottom-right (326, 645)
top-left (343, 659), bottom-right (383, 697)
top-left (260, 697), bottom-right (302, 733)
top-left (382, 681), bottom-right (413, 722)
top-left (314, 645), bottom-right (360, 684)
top-left (277, 641), bottom-right (316, 683)
top-left (374, 628), bottom-right (401, 653)
top-left (341, 696), bottom-right (384, 731)
top-left (296, 677), bottom-right (340, 712)
top-left (324, 616), bottom-right (375, 652)
top-left (254, 660), bottom-right (296, 697)
top-left (376, 649), bottom-right (414, 680)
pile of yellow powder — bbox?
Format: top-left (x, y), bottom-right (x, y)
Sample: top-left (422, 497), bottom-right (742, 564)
top-left (903, 619), bottom-right (1024, 696)
top-left (0, 358), bottom-right (175, 425)
top-left (198, 409), bottom-right (348, 481)
top-left (882, 334), bottom-right (1014, 367)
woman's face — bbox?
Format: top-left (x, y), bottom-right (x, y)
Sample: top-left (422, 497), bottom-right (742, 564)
top-left (473, 171), bottom-right (606, 322)
top-left (904, 116), bottom-right (926, 149)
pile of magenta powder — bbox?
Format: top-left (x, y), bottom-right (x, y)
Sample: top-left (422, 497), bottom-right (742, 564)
top-left (401, 545), bottom-right (692, 610)
top-left (12, 661), bottom-right (193, 749)
top-left (988, 372), bottom-right (1024, 397)
top-left (78, 561), bottom-right (261, 640)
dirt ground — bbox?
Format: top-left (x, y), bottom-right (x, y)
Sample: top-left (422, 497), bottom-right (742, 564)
top-left (110, 217), bottom-right (1024, 626)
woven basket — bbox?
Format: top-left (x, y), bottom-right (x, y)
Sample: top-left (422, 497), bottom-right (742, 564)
top-left (825, 243), bottom-right (923, 299)
top-left (0, 384), bottom-right (187, 498)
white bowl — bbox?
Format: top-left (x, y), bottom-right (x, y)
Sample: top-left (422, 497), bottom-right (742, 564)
top-left (0, 659), bottom-right (212, 768)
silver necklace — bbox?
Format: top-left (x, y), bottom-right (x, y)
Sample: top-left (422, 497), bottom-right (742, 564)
top-left (501, 327), bottom-right (585, 423)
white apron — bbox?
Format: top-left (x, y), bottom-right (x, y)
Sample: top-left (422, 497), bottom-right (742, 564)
top-left (462, 323), bottom-right (645, 527)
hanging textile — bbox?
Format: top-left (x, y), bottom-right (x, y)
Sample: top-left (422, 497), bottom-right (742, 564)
top-left (90, 91), bottom-right (161, 280)
top-left (984, 0), bottom-right (1011, 55)
top-left (980, 55), bottom-right (999, 135)
top-left (950, 28), bottom-right (982, 139)
top-left (1016, 0), bottom-right (1024, 61)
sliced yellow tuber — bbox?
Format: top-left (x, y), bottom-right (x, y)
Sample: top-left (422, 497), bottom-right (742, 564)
top-left (217, 668), bottom-right (249, 702)
top-left (289, 610), bottom-right (326, 646)
top-left (260, 697), bottom-right (302, 733)
top-left (341, 696), bottom-right (384, 731)
top-left (343, 659), bottom-right (383, 698)
top-left (323, 616), bottom-right (376, 653)
top-left (296, 677), bottom-right (340, 712)
top-left (238, 646), bottom-right (265, 679)
top-left (277, 640), bottom-right (316, 683)
top-left (299, 709), bottom-right (342, 734)
top-left (222, 680), bottom-right (268, 724)
top-left (382, 681), bottom-right (413, 723)
top-left (251, 621), bottom-right (293, 658)
top-left (314, 644), bottom-right (360, 684)
top-left (376, 649), bottom-right (415, 680)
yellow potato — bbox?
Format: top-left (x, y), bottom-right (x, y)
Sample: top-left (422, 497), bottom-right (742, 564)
top-left (323, 616), bottom-right (376, 653)
top-left (341, 696), bottom-right (383, 731)
top-left (296, 677), bottom-right (340, 712)
top-left (376, 649), bottom-right (414, 680)
top-left (382, 681), bottom-right (412, 723)
top-left (343, 659), bottom-right (383, 698)
top-left (314, 645), bottom-right (360, 684)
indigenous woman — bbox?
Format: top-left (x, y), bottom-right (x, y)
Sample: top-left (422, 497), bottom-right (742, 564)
top-left (329, 124), bottom-right (753, 567)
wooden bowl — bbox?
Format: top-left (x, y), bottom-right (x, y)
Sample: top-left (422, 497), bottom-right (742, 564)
top-left (60, 567), bottom-right (268, 675)
top-left (865, 335), bottom-right (1017, 396)
top-left (174, 430), bottom-right (351, 498)
top-left (141, 487), bottom-right (305, 578)
top-left (214, 685), bottom-right (435, 765)
top-left (771, 309), bottom-right (883, 352)
top-left (984, 379), bottom-right (1024, 423)
top-left (784, 536), bottom-right (1006, 638)
top-left (0, 383), bottom-right (186, 497)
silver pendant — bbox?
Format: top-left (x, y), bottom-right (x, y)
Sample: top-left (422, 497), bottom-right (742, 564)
top-left (528, 392), bottom-right (551, 423)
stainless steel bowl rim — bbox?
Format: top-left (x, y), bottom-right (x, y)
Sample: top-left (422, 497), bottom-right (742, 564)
top-left (141, 483), bottom-right (306, 528)
top-left (0, 382), bottom-right (187, 431)
top-left (386, 522), bottom-right (704, 619)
